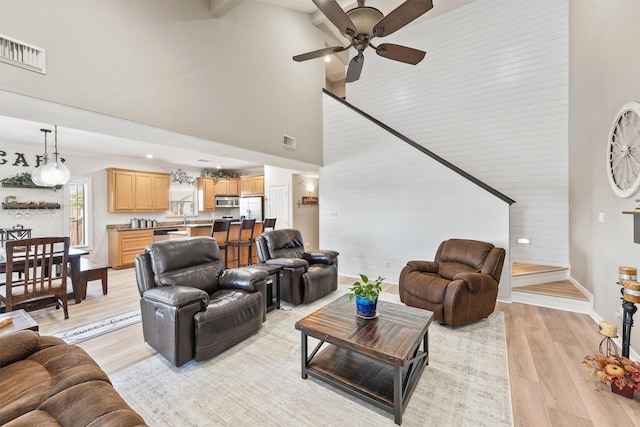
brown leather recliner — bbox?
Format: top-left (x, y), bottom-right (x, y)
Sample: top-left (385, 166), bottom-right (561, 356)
top-left (399, 239), bottom-right (505, 327)
top-left (135, 237), bottom-right (268, 367)
top-left (255, 229), bottom-right (339, 305)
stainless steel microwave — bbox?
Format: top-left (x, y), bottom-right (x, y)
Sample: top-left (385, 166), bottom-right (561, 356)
top-left (215, 196), bottom-right (240, 208)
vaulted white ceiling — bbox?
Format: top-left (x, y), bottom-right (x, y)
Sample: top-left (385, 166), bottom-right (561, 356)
top-left (0, 0), bottom-right (477, 173)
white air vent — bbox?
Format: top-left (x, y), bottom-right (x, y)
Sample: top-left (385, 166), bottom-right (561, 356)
top-left (283, 135), bottom-right (296, 150)
top-left (0, 34), bottom-right (46, 74)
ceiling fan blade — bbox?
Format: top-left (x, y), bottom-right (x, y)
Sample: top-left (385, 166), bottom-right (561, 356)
top-left (293, 45), bottom-right (349, 62)
top-left (345, 53), bottom-right (364, 83)
top-left (373, 0), bottom-right (433, 38)
top-left (313, 0), bottom-right (357, 37)
top-left (376, 43), bottom-right (426, 64)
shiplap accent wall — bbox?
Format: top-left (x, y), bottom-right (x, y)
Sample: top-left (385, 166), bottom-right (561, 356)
top-left (320, 96), bottom-right (511, 298)
top-left (344, 0), bottom-right (569, 266)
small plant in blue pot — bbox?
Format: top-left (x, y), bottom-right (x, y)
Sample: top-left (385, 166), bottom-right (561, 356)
top-left (348, 274), bottom-right (384, 319)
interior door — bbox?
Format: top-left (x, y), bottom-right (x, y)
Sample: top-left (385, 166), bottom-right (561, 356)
top-left (268, 185), bottom-right (289, 228)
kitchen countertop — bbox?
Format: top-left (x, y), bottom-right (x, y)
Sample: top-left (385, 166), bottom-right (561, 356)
top-left (107, 220), bottom-right (262, 231)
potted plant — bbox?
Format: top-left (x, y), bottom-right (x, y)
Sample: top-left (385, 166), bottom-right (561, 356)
top-left (348, 274), bottom-right (384, 319)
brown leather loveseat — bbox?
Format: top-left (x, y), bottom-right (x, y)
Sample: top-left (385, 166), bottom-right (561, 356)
top-left (255, 229), bottom-right (339, 305)
top-left (0, 330), bottom-right (147, 426)
top-left (399, 239), bottom-right (505, 326)
top-left (135, 237), bottom-right (268, 367)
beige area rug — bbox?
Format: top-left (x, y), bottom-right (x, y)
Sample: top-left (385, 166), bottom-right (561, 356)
top-left (111, 290), bottom-right (513, 427)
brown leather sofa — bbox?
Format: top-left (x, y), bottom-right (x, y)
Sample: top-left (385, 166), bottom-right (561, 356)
top-left (135, 237), bottom-right (268, 367)
top-left (0, 330), bottom-right (147, 426)
top-left (255, 229), bottom-right (339, 305)
top-left (399, 239), bottom-right (505, 326)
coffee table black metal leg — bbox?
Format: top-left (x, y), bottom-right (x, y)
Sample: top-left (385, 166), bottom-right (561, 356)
top-left (275, 272), bottom-right (281, 309)
top-left (424, 329), bottom-right (429, 365)
top-left (301, 332), bottom-right (308, 379)
top-left (394, 365), bottom-right (402, 425)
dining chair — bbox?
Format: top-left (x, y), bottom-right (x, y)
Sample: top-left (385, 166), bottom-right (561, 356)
top-left (1, 237), bottom-right (70, 319)
top-left (210, 219), bottom-right (231, 268)
top-left (262, 218), bottom-right (277, 232)
top-left (228, 219), bottom-right (256, 267)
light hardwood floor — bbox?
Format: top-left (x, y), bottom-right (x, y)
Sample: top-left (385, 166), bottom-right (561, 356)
top-left (27, 268), bottom-right (640, 426)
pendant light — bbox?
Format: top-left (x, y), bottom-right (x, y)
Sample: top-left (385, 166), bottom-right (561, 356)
top-left (31, 128), bottom-right (51, 186)
top-left (40, 125), bottom-right (70, 186)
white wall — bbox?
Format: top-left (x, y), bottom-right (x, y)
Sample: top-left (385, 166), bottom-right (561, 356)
top-left (321, 95), bottom-right (510, 297)
top-left (0, 0), bottom-right (326, 165)
top-left (569, 0), bottom-right (640, 353)
top-left (292, 174), bottom-right (319, 251)
top-left (346, 0), bottom-right (569, 267)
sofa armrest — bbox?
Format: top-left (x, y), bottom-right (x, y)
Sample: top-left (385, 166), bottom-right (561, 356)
top-left (454, 272), bottom-right (498, 293)
top-left (219, 268), bottom-right (269, 292)
top-left (303, 252), bottom-right (334, 265)
top-left (406, 260), bottom-right (439, 273)
top-left (0, 330), bottom-right (41, 367)
top-left (142, 286), bottom-right (209, 308)
top-left (318, 249), bottom-right (339, 258)
top-left (265, 258), bottom-right (309, 269)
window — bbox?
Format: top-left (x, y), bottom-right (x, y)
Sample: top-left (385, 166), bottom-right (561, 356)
top-left (64, 177), bottom-right (92, 249)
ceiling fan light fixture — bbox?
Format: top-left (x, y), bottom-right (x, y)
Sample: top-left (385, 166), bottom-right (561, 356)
top-left (345, 7), bottom-right (383, 36)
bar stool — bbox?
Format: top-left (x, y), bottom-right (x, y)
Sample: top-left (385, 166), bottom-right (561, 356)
top-left (228, 219), bottom-right (256, 267)
top-left (262, 218), bottom-right (277, 232)
top-left (211, 220), bottom-right (231, 268)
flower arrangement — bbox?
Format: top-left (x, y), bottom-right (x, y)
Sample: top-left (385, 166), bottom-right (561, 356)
top-left (583, 353), bottom-right (640, 392)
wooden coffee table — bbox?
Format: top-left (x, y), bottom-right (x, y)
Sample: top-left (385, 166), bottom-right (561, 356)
top-left (295, 295), bottom-right (433, 425)
top-left (0, 309), bottom-right (39, 336)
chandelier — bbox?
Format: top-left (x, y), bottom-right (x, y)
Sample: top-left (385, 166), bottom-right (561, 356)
top-left (32, 125), bottom-right (70, 186)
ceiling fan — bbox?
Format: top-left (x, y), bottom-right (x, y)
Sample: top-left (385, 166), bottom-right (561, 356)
top-left (293, 0), bottom-right (433, 83)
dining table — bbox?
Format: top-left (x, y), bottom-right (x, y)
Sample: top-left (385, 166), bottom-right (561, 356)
top-left (0, 247), bottom-right (90, 304)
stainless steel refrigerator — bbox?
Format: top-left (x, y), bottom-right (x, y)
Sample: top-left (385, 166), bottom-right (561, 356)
top-left (239, 196), bottom-right (263, 221)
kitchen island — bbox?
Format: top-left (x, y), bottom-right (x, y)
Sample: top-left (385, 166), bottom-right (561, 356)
top-left (107, 220), bottom-right (264, 269)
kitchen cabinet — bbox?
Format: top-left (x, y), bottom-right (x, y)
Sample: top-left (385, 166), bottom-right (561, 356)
top-left (107, 168), bottom-right (170, 213)
top-left (197, 177), bottom-right (240, 211)
top-left (108, 229), bottom-right (153, 269)
top-left (198, 177), bottom-right (216, 211)
top-left (241, 175), bottom-right (264, 196)
top-left (215, 178), bottom-right (240, 196)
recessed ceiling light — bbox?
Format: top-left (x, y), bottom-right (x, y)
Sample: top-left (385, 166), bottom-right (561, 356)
top-left (324, 56), bottom-right (331, 63)
top-left (216, 165), bottom-right (223, 169)
top-left (146, 154), bottom-right (154, 159)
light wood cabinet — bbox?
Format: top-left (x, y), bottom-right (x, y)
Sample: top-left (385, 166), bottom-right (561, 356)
top-left (151, 174), bottom-right (170, 210)
top-left (108, 229), bottom-right (153, 269)
top-left (241, 175), bottom-right (264, 196)
top-left (107, 168), bottom-right (170, 213)
top-left (198, 177), bottom-right (216, 211)
top-left (215, 178), bottom-right (240, 196)
top-left (197, 177), bottom-right (241, 211)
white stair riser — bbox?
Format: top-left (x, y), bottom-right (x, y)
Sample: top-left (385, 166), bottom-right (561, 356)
top-left (511, 269), bottom-right (569, 287)
top-left (509, 290), bottom-right (590, 314)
